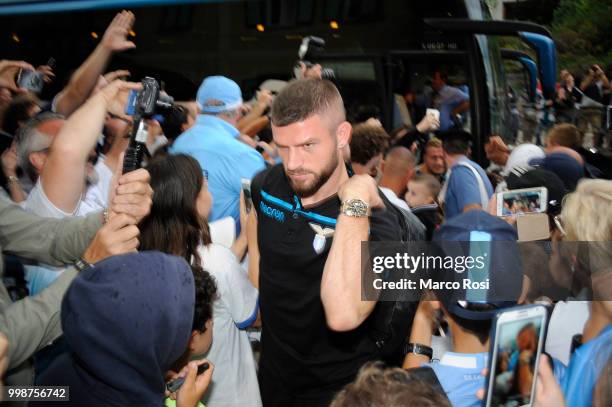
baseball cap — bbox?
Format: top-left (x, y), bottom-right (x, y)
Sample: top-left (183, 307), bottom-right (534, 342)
top-left (430, 210), bottom-right (523, 320)
top-left (529, 152), bottom-right (585, 191)
top-left (196, 76), bottom-right (243, 113)
top-left (506, 167), bottom-right (567, 216)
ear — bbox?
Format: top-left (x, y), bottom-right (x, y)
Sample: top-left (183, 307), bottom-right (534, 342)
top-left (29, 152), bottom-right (47, 174)
top-left (336, 121), bottom-right (352, 150)
top-left (188, 330), bottom-right (200, 351)
top-left (205, 319), bottom-right (213, 331)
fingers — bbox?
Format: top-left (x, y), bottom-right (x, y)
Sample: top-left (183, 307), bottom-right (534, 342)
top-left (104, 70), bottom-right (131, 82)
top-left (118, 168), bottom-right (150, 185)
top-left (106, 213), bottom-right (138, 230)
top-left (115, 180), bottom-right (153, 196)
top-left (111, 203), bottom-right (151, 220)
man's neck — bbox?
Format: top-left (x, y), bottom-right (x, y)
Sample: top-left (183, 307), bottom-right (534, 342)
top-left (449, 320), bottom-right (489, 354)
top-left (379, 177), bottom-right (402, 198)
top-left (300, 161), bottom-right (349, 206)
top-left (445, 153), bottom-right (465, 169)
top-left (582, 302), bottom-right (611, 343)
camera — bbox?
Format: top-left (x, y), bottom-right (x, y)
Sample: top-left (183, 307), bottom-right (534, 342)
top-left (123, 77), bottom-right (174, 173)
top-left (295, 36), bottom-right (335, 80)
top-left (125, 77), bottom-right (173, 117)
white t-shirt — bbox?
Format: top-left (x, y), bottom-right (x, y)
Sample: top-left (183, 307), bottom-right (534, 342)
top-left (545, 300), bottom-right (590, 365)
top-left (21, 160), bottom-right (113, 219)
top-left (197, 243), bottom-right (261, 407)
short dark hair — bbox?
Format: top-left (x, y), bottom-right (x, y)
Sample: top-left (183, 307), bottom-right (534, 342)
top-left (441, 130), bottom-right (471, 155)
top-left (350, 123), bottom-right (390, 165)
top-left (331, 361), bottom-right (451, 407)
top-left (270, 78), bottom-right (344, 127)
top-left (160, 105), bottom-right (189, 142)
top-left (1, 93), bottom-right (40, 136)
top-left (443, 303), bottom-right (493, 345)
top-left (191, 266), bottom-right (217, 333)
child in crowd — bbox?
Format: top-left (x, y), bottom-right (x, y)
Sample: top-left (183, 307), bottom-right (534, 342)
top-left (405, 173), bottom-right (443, 240)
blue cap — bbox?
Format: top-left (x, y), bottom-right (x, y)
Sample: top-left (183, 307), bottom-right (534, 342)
top-left (196, 76), bottom-right (243, 113)
top-left (529, 152), bottom-right (584, 191)
top-left (431, 210), bottom-right (523, 320)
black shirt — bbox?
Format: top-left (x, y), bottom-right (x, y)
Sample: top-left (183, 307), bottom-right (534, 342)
top-left (252, 164), bottom-right (402, 393)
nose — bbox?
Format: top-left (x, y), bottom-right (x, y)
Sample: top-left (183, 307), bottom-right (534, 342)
top-left (285, 148), bottom-right (303, 172)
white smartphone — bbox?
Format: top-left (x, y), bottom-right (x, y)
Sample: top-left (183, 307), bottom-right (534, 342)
top-left (496, 187), bottom-right (548, 217)
top-left (426, 108), bottom-right (440, 121)
top-left (485, 305), bottom-right (548, 407)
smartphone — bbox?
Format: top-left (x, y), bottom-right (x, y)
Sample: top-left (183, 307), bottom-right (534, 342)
top-left (166, 362), bottom-right (210, 393)
top-left (485, 305), bottom-right (548, 407)
top-left (426, 108), bottom-right (440, 121)
top-left (17, 69), bottom-right (44, 93)
top-left (241, 178), bottom-right (252, 213)
top-left (496, 187), bottom-right (547, 217)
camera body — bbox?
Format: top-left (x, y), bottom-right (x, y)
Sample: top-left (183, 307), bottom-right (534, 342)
top-left (126, 77), bottom-right (173, 117)
top-left (123, 77), bottom-right (174, 173)
top-left (295, 36), bottom-right (335, 80)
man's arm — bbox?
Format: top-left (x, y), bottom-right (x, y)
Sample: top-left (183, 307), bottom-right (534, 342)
top-left (1, 213), bottom-right (140, 369)
top-left (246, 209), bottom-right (259, 289)
top-left (320, 175), bottom-right (383, 331)
top-left (53, 11), bottom-right (135, 116)
top-left (42, 80), bottom-right (141, 213)
top-left (0, 201), bottom-right (101, 266)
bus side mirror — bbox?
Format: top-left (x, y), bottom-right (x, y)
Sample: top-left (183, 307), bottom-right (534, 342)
top-left (519, 32), bottom-right (557, 100)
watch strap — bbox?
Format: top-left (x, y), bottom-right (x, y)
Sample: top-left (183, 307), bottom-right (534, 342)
top-left (404, 342), bottom-right (433, 360)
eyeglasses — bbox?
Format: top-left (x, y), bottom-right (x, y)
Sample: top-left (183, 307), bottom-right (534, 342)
top-left (554, 215), bottom-right (566, 237)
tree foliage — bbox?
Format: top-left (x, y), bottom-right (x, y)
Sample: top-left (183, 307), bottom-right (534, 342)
top-left (551, 0), bottom-right (612, 73)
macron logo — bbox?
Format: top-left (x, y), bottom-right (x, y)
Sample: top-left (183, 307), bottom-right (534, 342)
top-left (260, 201), bottom-right (285, 223)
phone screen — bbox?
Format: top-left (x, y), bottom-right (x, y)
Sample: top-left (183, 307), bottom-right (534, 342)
top-left (498, 188), bottom-right (546, 216)
top-left (488, 312), bottom-right (546, 407)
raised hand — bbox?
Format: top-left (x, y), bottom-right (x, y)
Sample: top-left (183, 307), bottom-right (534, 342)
top-left (101, 10), bottom-right (136, 53)
top-left (0, 60), bottom-right (35, 92)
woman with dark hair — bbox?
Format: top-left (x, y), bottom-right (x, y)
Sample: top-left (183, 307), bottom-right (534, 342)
top-left (140, 154), bottom-right (262, 407)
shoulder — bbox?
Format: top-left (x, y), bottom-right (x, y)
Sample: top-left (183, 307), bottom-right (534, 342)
top-left (252, 164), bottom-right (285, 193)
top-left (200, 243), bottom-right (237, 267)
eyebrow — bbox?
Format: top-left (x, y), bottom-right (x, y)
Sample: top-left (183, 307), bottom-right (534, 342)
top-left (275, 138), bottom-right (318, 149)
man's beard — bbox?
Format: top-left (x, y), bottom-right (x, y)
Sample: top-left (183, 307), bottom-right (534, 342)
top-left (286, 154), bottom-right (338, 198)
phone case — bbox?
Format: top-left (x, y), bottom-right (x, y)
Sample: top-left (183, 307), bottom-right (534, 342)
top-left (484, 304), bottom-right (549, 407)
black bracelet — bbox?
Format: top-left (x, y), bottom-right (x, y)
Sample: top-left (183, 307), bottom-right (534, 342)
top-left (404, 342), bottom-right (433, 360)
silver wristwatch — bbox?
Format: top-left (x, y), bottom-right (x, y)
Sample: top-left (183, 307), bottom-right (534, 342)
top-left (340, 199), bottom-right (370, 217)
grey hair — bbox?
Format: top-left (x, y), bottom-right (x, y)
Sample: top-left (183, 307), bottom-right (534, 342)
top-left (14, 112), bottom-right (64, 181)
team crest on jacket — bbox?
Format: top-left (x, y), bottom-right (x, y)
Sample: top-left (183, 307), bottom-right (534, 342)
top-left (308, 222), bottom-right (335, 254)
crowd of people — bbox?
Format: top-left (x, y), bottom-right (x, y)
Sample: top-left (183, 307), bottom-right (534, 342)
top-left (0, 10), bottom-right (610, 407)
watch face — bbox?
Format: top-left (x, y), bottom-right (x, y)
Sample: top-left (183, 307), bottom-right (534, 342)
top-left (345, 199), bottom-right (368, 217)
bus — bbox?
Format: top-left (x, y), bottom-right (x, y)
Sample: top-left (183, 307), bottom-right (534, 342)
top-left (0, 0), bottom-right (556, 164)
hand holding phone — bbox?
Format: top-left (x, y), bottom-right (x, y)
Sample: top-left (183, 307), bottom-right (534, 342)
top-left (485, 305), bottom-right (548, 407)
top-left (166, 362), bottom-right (210, 393)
